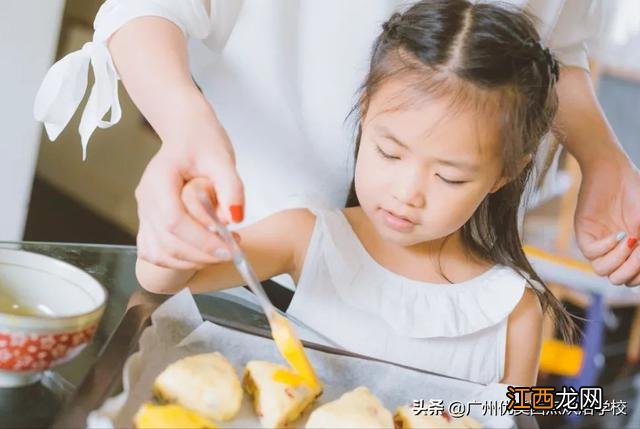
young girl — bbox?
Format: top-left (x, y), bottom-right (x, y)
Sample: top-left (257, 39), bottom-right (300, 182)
top-left (136, 0), bottom-right (574, 386)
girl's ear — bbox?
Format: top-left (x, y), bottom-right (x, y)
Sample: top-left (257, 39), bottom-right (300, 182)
top-left (489, 154), bottom-right (533, 193)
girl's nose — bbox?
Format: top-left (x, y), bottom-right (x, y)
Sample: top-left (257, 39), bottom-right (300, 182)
top-left (393, 170), bottom-right (426, 208)
top-left (396, 190), bottom-right (426, 208)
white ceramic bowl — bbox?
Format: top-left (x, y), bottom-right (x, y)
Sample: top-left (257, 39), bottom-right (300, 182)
top-left (0, 248), bottom-right (107, 387)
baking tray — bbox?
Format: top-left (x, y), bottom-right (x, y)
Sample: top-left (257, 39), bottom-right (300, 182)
top-left (51, 292), bottom-right (539, 428)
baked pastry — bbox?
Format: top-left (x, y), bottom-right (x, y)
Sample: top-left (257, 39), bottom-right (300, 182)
top-left (153, 352), bottom-right (242, 421)
top-left (133, 402), bottom-right (218, 428)
top-left (306, 386), bottom-right (394, 428)
top-left (394, 405), bottom-right (482, 428)
top-left (243, 360), bottom-right (322, 428)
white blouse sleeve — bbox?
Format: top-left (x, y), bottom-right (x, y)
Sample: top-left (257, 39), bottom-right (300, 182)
top-left (547, 0), bottom-right (605, 70)
top-left (526, 0), bottom-right (605, 71)
top-left (33, 0), bottom-right (214, 160)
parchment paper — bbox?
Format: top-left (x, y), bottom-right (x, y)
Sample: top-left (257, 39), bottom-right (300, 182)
top-left (87, 290), bottom-right (516, 428)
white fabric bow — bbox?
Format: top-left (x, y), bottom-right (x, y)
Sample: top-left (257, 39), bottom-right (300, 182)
top-left (33, 41), bottom-right (121, 160)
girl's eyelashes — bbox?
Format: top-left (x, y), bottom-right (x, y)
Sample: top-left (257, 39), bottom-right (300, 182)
top-left (375, 145), bottom-right (400, 160)
top-left (375, 145), bottom-right (467, 185)
top-left (436, 174), bottom-right (467, 185)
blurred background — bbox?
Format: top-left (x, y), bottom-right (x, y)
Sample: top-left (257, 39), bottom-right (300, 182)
top-left (2, 0), bottom-right (159, 246)
top-left (1, 1), bottom-right (639, 427)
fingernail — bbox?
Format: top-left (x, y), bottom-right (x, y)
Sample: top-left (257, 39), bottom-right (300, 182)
top-left (230, 205), bottom-right (244, 223)
top-left (232, 232), bottom-right (241, 243)
top-left (616, 231), bottom-right (627, 242)
top-left (627, 236), bottom-right (638, 249)
top-left (214, 248), bottom-right (231, 260)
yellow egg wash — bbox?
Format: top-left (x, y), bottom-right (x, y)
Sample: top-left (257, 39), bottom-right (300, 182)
top-left (270, 313), bottom-right (321, 390)
top-left (134, 403), bottom-right (218, 429)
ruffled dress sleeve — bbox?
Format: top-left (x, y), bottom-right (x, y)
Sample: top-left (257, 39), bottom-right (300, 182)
top-left (33, 0), bottom-right (231, 159)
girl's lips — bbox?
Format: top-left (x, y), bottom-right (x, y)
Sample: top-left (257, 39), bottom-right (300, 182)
top-left (380, 209), bottom-right (416, 233)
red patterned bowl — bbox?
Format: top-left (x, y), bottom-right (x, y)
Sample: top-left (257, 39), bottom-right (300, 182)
top-left (0, 248), bottom-right (107, 387)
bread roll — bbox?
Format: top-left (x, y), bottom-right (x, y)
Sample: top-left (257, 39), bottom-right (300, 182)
top-left (243, 360), bottom-right (322, 428)
top-left (306, 386), bottom-right (394, 428)
top-left (153, 352), bottom-right (242, 421)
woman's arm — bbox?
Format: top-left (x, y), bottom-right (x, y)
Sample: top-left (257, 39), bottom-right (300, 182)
top-left (136, 208), bottom-right (316, 294)
top-left (501, 288), bottom-right (544, 386)
top-left (555, 66), bottom-right (627, 167)
top-left (108, 16), bottom-right (246, 269)
top-left (109, 16), bottom-right (213, 144)
top-left (556, 67), bottom-right (640, 286)
top-left (524, 1), bottom-right (640, 283)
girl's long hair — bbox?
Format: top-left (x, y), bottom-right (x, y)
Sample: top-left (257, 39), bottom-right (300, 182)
top-left (346, 0), bottom-right (576, 341)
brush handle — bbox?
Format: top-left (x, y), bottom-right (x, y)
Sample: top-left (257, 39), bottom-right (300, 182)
top-left (201, 194), bottom-right (278, 319)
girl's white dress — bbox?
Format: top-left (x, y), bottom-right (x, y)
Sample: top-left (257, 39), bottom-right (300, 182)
top-left (287, 208), bottom-right (537, 385)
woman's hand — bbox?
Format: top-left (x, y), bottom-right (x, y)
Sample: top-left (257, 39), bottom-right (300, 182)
top-left (107, 17), bottom-right (245, 270)
top-left (575, 154), bottom-right (640, 286)
top-left (135, 107), bottom-right (244, 270)
top-left (135, 176), bottom-right (242, 295)
top-left (179, 176), bottom-right (241, 256)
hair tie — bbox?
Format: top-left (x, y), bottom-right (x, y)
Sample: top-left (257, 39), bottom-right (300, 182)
top-left (543, 47), bottom-right (560, 83)
top-left (524, 39), bottom-right (559, 84)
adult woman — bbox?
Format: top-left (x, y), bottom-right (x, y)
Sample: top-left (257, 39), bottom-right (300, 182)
top-left (35, 0), bottom-right (640, 286)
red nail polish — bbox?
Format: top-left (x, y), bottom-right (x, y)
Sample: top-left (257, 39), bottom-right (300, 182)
top-left (628, 237), bottom-right (638, 249)
top-left (230, 205), bottom-right (244, 223)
